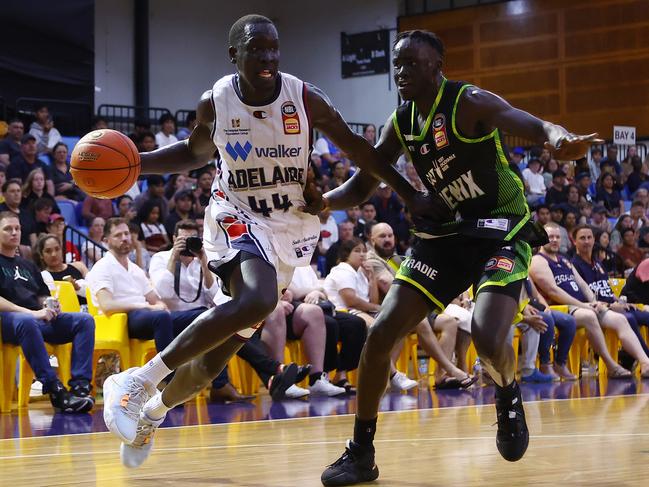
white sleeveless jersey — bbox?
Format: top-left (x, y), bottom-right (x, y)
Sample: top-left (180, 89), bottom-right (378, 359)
top-left (205, 72), bottom-right (320, 267)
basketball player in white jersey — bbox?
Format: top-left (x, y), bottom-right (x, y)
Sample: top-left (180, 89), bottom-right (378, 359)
top-left (102, 14), bottom-right (419, 467)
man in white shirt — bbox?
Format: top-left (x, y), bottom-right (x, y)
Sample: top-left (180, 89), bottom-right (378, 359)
top-left (87, 218), bottom-right (204, 360)
top-left (149, 219), bottom-right (254, 403)
top-left (154, 114), bottom-right (178, 148)
top-left (522, 158), bottom-right (546, 206)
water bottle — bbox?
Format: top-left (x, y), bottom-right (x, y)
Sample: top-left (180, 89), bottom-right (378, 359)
top-left (418, 357), bottom-right (429, 380)
top-left (619, 295), bottom-right (628, 306)
top-left (473, 357), bottom-right (482, 383)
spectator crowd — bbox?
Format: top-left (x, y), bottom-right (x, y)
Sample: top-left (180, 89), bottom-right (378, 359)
top-left (2, 105), bottom-right (649, 415)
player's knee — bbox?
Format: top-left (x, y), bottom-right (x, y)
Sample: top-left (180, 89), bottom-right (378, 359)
top-left (235, 291), bottom-right (277, 324)
top-left (366, 321), bottom-right (396, 353)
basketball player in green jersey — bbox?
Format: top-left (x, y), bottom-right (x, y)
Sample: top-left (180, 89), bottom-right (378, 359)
top-left (317, 30), bottom-right (602, 485)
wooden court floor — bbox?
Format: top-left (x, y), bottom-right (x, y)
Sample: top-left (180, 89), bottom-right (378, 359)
top-left (1, 394), bottom-right (648, 486)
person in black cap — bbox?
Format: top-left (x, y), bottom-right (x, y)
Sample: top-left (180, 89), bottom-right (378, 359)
top-left (591, 204), bottom-right (612, 233)
top-left (544, 169), bottom-right (568, 206)
top-left (575, 172), bottom-right (593, 202)
top-left (164, 189), bottom-right (198, 237)
top-left (6, 134), bottom-right (54, 194)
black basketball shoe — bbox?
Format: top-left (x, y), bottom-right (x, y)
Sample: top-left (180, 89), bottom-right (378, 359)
top-left (495, 381), bottom-right (529, 461)
top-left (268, 363), bottom-right (298, 401)
top-left (295, 363), bottom-right (312, 383)
top-left (321, 440), bottom-right (379, 486)
top-left (48, 381), bottom-right (94, 414)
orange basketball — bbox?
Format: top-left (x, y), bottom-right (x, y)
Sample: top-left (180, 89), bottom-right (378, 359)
top-left (70, 129), bottom-right (141, 199)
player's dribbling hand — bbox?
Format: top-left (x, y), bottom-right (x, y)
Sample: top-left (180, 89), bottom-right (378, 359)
top-left (544, 133), bottom-right (604, 161)
top-left (299, 180), bottom-right (325, 215)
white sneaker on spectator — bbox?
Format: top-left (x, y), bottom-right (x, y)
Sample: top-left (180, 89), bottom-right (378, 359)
top-left (120, 411), bottom-right (165, 468)
top-left (309, 373), bottom-right (346, 396)
top-left (30, 380), bottom-right (43, 397)
top-left (103, 368), bottom-right (155, 444)
top-left (285, 384), bottom-right (310, 399)
top-left (390, 371), bottom-right (418, 391)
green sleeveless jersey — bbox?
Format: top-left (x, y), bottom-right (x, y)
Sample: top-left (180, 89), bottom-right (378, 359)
top-left (393, 78), bottom-right (530, 241)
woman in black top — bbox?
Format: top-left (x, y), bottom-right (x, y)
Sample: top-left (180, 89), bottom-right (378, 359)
top-left (21, 167), bottom-right (60, 213)
top-left (595, 172), bottom-right (624, 218)
top-left (51, 142), bottom-right (85, 202)
top-left (33, 234), bottom-right (88, 304)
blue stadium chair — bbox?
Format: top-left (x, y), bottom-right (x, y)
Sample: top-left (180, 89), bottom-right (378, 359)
top-left (38, 154), bottom-right (51, 166)
top-left (60, 136), bottom-right (80, 162)
top-left (74, 202), bottom-right (85, 226)
top-left (332, 210), bottom-right (347, 224)
top-left (624, 200), bottom-right (632, 212)
top-left (608, 217), bottom-right (617, 228)
top-left (58, 200), bottom-right (78, 227)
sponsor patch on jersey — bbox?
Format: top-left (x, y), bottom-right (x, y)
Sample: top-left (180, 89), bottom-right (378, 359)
top-left (420, 143), bottom-right (431, 155)
top-left (485, 257), bottom-right (514, 273)
top-left (281, 101), bottom-right (301, 134)
top-left (432, 113), bottom-right (449, 149)
top-left (477, 218), bottom-right (510, 232)
top-left (253, 110), bottom-right (267, 119)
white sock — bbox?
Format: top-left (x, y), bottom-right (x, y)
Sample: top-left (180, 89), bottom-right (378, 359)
top-left (132, 354), bottom-right (173, 387)
top-left (143, 391), bottom-right (170, 421)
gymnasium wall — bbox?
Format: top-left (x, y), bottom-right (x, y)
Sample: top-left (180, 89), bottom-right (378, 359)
top-left (95, 0), bottom-right (399, 127)
top-left (399, 0), bottom-right (649, 141)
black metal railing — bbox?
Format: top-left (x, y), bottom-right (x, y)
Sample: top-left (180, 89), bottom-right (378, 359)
top-left (174, 109), bottom-right (194, 128)
top-left (97, 104), bottom-right (172, 135)
top-left (15, 98), bottom-right (93, 136)
top-left (64, 225), bottom-right (107, 268)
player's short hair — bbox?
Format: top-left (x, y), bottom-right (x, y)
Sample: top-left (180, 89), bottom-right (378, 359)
top-left (174, 219), bottom-right (200, 237)
top-left (104, 217), bottom-right (128, 239)
top-left (229, 14), bottom-right (274, 48)
top-left (394, 30), bottom-right (445, 58)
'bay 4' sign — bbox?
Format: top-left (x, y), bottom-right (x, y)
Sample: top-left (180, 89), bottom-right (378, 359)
top-left (613, 125), bottom-right (636, 145)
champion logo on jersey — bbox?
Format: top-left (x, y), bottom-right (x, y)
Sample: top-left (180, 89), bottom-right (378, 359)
top-left (225, 141), bottom-right (253, 161)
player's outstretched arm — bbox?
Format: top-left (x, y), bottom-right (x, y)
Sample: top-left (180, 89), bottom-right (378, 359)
top-left (140, 91), bottom-right (218, 175)
top-left (462, 88), bottom-right (603, 161)
top-left (305, 84), bottom-right (417, 203)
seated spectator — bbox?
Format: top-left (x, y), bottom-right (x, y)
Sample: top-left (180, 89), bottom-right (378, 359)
top-left (91, 116), bottom-right (108, 130)
top-left (51, 142), bottom-right (85, 202)
top-left (595, 230), bottom-right (624, 277)
top-left (0, 179), bottom-right (37, 253)
top-left (530, 222), bottom-right (645, 378)
top-left (357, 201), bottom-right (377, 241)
top-left (87, 218), bottom-right (202, 358)
top-left (164, 189), bottom-right (197, 238)
top-left (544, 170), bottom-right (568, 206)
top-left (45, 212), bottom-right (81, 262)
top-left (82, 193), bottom-right (114, 225)
top-left (148, 220), bottom-right (252, 402)
top-left (617, 227), bottom-right (644, 272)
top-left (562, 184), bottom-right (581, 215)
top-left (32, 198), bottom-right (55, 236)
top-left (312, 135), bottom-right (340, 175)
top-left (404, 161), bottom-right (425, 192)
top-left (534, 203), bottom-right (551, 225)
top-left (542, 158), bottom-right (559, 189)
top-left (7, 134), bottom-right (54, 194)
top-left (176, 111), bottom-right (196, 140)
top-left (625, 156), bottom-right (646, 195)
top-left (287, 265), bottom-right (367, 393)
top-left (595, 172), bottom-right (624, 218)
top-left (82, 216), bottom-right (106, 267)
top-left (343, 205), bottom-right (365, 241)
top-left (610, 214), bottom-right (634, 252)
top-left (620, 146), bottom-right (638, 182)
top-left (325, 220), bottom-right (354, 276)
top-left (129, 119), bottom-right (151, 145)
top-left (164, 173), bottom-right (191, 203)
top-left (572, 225), bottom-right (649, 357)
top-left (34, 234), bottom-right (88, 304)
top-left (318, 207), bottom-right (339, 256)
top-left (137, 200), bottom-right (170, 255)
top-left (563, 210), bottom-right (578, 242)
top-left (633, 188), bottom-right (649, 214)
top-left (621, 259), bottom-right (649, 304)
top-left (21, 168), bottom-right (60, 213)
top-left (262, 290), bottom-right (346, 396)
top-left (575, 172), bottom-right (594, 203)
top-left (29, 104), bottom-right (62, 157)
top-left (629, 199), bottom-right (646, 228)
top-left (578, 201), bottom-right (593, 225)
top-left (0, 212), bottom-right (94, 412)
top-left (0, 166), bottom-right (6, 204)
top-left (135, 175), bottom-right (168, 220)
top-left (600, 145), bottom-right (621, 175)
top-left (591, 205), bottom-right (612, 233)
top-left (116, 195), bottom-right (137, 222)
top-left (370, 184), bottom-right (405, 241)
top-left (155, 114), bottom-right (178, 148)
top-left (362, 124), bottom-right (376, 145)
top-left (512, 306), bottom-right (554, 383)
top-left (549, 205), bottom-right (570, 254)
top-left (194, 168), bottom-right (214, 218)
top-left (329, 161), bottom-right (349, 189)
top-left (136, 131), bottom-right (157, 152)
top-left (0, 118), bottom-right (24, 165)
top-left (366, 223), bottom-right (472, 389)
top-left (522, 158), bottom-right (546, 206)
top-left (589, 147), bottom-right (603, 181)
top-left (128, 221), bottom-right (147, 269)
top-left (523, 278), bottom-right (577, 380)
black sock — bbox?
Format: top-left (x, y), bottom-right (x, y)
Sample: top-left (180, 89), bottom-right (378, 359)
top-left (353, 416), bottom-right (377, 448)
top-left (495, 379), bottom-right (518, 399)
top-left (309, 372), bottom-right (322, 386)
top-left (389, 371), bottom-right (396, 380)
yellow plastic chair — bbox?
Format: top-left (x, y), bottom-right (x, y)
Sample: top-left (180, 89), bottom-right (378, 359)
top-left (85, 288), bottom-right (132, 378)
top-left (0, 332), bottom-right (21, 413)
top-left (17, 343), bottom-right (72, 408)
top-left (53, 281), bottom-right (81, 313)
